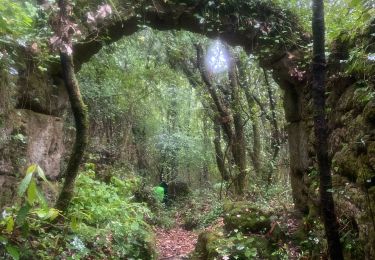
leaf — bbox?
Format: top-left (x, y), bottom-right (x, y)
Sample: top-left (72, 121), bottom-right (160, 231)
top-left (6, 245), bottom-right (20, 260)
top-left (16, 203), bottom-right (31, 225)
top-left (26, 164), bottom-right (37, 175)
top-left (37, 165), bottom-right (55, 191)
top-left (18, 173), bottom-right (33, 196)
top-left (70, 216), bottom-right (78, 232)
top-left (47, 208), bottom-right (60, 221)
top-left (27, 179), bottom-right (37, 205)
top-left (18, 165), bottom-right (36, 196)
top-left (33, 208), bottom-right (60, 221)
top-left (6, 217), bottom-right (14, 233)
top-left (33, 208), bottom-right (48, 219)
top-left (36, 165), bottom-right (48, 182)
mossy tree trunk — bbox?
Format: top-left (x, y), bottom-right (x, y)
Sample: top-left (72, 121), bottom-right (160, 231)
top-left (227, 53), bottom-right (247, 195)
top-left (54, 0), bottom-right (89, 212)
top-left (237, 60), bottom-right (262, 176)
top-left (213, 124), bottom-right (229, 181)
top-left (196, 44), bottom-right (248, 195)
top-left (263, 70), bottom-right (280, 184)
top-left (312, 0), bottom-right (343, 258)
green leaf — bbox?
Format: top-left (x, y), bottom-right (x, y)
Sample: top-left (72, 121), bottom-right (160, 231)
top-left (70, 216), bottom-right (78, 232)
top-left (6, 217), bottom-right (14, 233)
top-left (16, 203), bottom-right (31, 225)
top-left (27, 179), bottom-right (37, 205)
top-left (36, 189), bottom-right (48, 208)
top-left (33, 208), bottom-right (60, 221)
top-left (37, 165), bottom-right (55, 191)
top-left (6, 245), bottom-right (20, 260)
top-left (47, 208), bottom-right (60, 221)
top-left (33, 208), bottom-right (49, 219)
top-left (18, 164), bottom-right (37, 196)
top-left (18, 172), bottom-right (33, 196)
top-left (36, 165), bottom-right (48, 182)
top-left (26, 164), bottom-right (37, 175)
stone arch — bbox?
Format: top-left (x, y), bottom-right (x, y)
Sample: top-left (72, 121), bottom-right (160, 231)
top-left (67, 0), bottom-right (312, 211)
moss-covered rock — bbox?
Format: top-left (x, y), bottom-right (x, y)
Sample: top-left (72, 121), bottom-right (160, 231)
top-left (192, 230), bottom-right (222, 259)
top-left (192, 230), bottom-right (277, 260)
top-left (332, 145), bottom-right (359, 182)
top-left (223, 201), bottom-right (271, 234)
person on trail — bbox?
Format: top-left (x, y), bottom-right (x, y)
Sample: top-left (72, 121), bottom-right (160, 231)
top-left (154, 181), bottom-right (168, 205)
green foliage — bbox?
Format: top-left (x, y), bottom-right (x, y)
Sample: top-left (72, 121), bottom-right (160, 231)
top-left (79, 29), bottom-right (219, 184)
top-left (180, 190), bottom-right (223, 230)
top-left (0, 164), bottom-right (59, 260)
top-left (1, 166), bottom-right (156, 259)
top-left (203, 230), bottom-right (274, 259)
top-left (0, 0), bottom-right (37, 37)
top-left (66, 169), bottom-right (156, 259)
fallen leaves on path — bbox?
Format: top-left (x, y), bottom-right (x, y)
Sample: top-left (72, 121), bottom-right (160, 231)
top-left (154, 225), bottom-right (198, 259)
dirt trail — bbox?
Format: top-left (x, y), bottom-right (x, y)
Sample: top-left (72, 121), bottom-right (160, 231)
top-left (154, 225), bottom-right (198, 260)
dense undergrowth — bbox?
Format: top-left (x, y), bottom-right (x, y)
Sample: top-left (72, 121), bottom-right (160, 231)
top-left (0, 165), bottom-right (366, 259)
top-left (0, 165), bottom-right (156, 260)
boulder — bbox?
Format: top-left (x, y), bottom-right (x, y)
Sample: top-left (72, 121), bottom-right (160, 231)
top-left (223, 201), bottom-right (271, 234)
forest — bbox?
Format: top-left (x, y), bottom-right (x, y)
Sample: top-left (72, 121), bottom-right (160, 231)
top-left (0, 0), bottom-right (374, 259)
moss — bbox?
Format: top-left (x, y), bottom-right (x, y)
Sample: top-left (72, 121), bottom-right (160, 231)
top-left (140, 231), bottom-right (158, 260)
top-left (367, 142), bottom-right (375, 171)
top-left (192, 230), bottom-right (276, 260)
top-left (192, 231), bottom-right (222, 259)
top-left (363, 98), bottom-right (375, 125)
top-left (337, 85), bottom-right (356, 112)
top-left (223, 201), bottom-right (271, 234)
top-left (332, 146), bottom-right (359, 182)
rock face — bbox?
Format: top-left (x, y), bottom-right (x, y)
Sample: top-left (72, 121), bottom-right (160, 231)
top-left (0, 52), bottom-right (67, 209)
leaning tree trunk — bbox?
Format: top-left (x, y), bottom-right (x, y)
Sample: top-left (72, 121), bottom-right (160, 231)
top-left (312, 0), bottom-right (343, 259)
top-left (54, 0), bottom-right (89, 212)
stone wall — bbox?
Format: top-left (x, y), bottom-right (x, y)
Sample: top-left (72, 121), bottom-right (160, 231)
top-left (281, 26), bottom-right (375, 258)
top-left (0, 51), bottom-right (67, 209)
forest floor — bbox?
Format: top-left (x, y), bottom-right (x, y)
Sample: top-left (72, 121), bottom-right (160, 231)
top-left (154, 211), bottom-right (302, 259)
top-left (154, 225), bottom-right (197, 259)
top-left (154, 212), bottom-right (227, 259)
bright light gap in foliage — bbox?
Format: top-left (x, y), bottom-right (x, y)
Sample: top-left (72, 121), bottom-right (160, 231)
top-left (205, 40), bottom-right (229, 74)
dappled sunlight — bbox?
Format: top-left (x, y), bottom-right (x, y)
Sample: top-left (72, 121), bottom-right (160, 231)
top-left (204, 40), bottom-right (229, 74)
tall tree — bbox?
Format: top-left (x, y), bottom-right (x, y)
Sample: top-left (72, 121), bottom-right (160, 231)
top-left (227, 51), bottom-right (248, 195)
top-left (54, 0), bottom-right (88, 212)
top-left (196, 44), bottom-right (248, 195)
top-left (312, 0), bottom-right (343, 258)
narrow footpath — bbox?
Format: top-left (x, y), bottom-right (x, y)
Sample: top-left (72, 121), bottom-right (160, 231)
top-left (155, 225), bottom-right (198, 260)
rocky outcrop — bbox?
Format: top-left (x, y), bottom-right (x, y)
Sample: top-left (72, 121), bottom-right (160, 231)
top-left (0, 50), bottom-right (68, 209)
